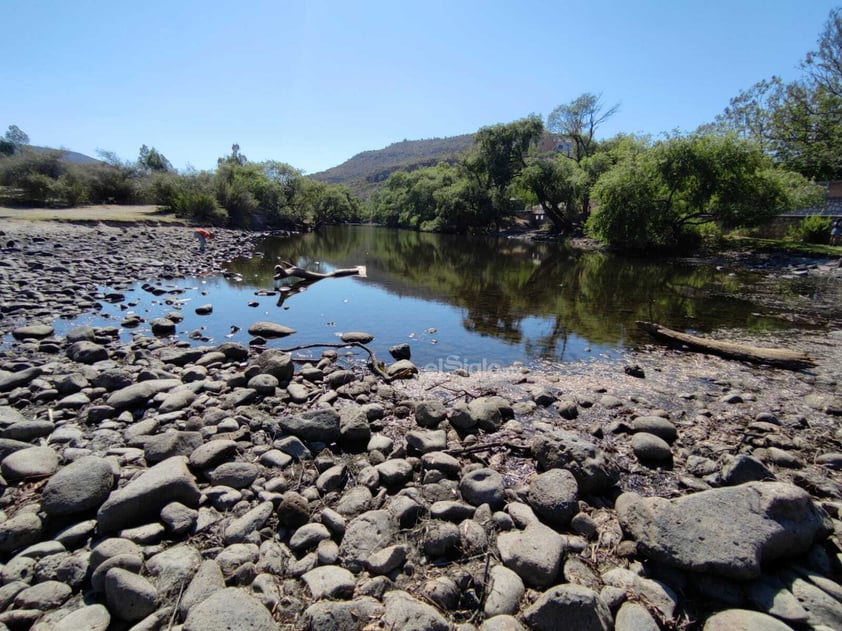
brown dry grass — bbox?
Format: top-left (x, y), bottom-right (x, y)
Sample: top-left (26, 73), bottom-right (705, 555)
top-left (0, 204), bottom-right (184, 224)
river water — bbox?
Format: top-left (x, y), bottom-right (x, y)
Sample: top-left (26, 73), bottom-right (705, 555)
top-left (55, 225), bottom-right (829, 370)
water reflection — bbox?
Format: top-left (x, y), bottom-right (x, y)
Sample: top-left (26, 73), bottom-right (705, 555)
top-left (223, 225), bottom-right (792, 365)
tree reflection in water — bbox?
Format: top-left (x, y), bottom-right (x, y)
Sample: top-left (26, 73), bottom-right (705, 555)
top-left (225, 226), bottom-right (791, 363)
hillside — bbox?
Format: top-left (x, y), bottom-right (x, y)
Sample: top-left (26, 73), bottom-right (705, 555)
top-left (309, 134), bottom-right (475, 199)
top-left (29, 146), bottom-right (102, 165)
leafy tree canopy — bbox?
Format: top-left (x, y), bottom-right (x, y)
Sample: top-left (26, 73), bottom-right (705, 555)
top-left (588, 134), bottom-right (823, 251)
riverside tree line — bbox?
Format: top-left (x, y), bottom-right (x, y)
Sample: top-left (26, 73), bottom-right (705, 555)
top-left (2, 8), bottom-right (841, 251)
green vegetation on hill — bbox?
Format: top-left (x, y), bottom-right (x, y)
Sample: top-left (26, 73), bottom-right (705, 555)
top-left (0, 137), bottom-right (362, 230)
top-left (309, 134), bottom-right (474, 199)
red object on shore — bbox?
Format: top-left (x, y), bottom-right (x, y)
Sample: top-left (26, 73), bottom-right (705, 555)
top-left (195, 228), bottom-right (213, 239)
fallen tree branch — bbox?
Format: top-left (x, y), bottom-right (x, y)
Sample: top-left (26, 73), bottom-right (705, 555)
top-left (444, 440), bottom-right (531, 457)
top-left (273, 262), bottom-right (365, 307)
top-left (279, 341), bottom-right (394, 382)
top-left (274, 262), bottom-right (365, 281)
top-left (636, 321), bottom-right (815, 370)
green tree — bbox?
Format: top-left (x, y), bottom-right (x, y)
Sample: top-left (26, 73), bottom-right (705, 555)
top-left (803, 7), bottom-right (842, 97)
top-left (5, 125), bottom-right (29, 152)
top-left (588, 134), bottom-right (822, 250)
top-left (516, 155), bottom-right (586, 233)
top-left (138, 145), bottom-right (173, 173)
top-left (707, 77), bottom-right (785, 150)
top-left (547, 93), bottom-right (619, 163)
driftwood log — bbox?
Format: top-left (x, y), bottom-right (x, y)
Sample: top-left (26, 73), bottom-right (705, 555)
top-left (636, 321), bottom-right (815, 370)
top-left (273, 262), bottom-right (365, 307)
top-left (273, 262), bottom-right (365, 281)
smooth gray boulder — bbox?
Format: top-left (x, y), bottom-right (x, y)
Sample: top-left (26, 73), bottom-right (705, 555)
top-left (66, 340), bottom-right (108, 364)
top-left (484, 564), bottom-right (525, 617)
top-left (253, 347), bottom-right (295, 382)
top-left (632, 416), bottom-right (677, 443)
top-left (522, 584), bottom-right (613, 631)
top-left (53, 604), bottom-right (110, 631)
top-left (224, 501), bottom-right (274, 544)
top-left (531, 428), bottom-right (620, 495)
top-left (145, 543), bottom-right (203, 596)
top-left (104, 568), bottom-right (158, 622)
top-left (1, 446), bottom-right (59, 480)
top-left (527, 468), bottom-right (579, 529)
top-left (382, 590), bottom-right (450, 631)
top-left (97, 456), bottom-right (201, 533)
top-left (615, 601), bottom-right (660, 631)
top-left (183, 587), bottom-right (276, 631)
top-left (105, 378), bottom-right (181, 410)
top-left (178, 559), bottom-right (225, 619)
top-left (302, 565), bottom-right (356, 600)
top-left (460, 467), bottom-right (505, 509)
top-left (415, 400), bottom-right (447, 428)
top-left (302, 596), bottom-right (384, 630)
top-left (188, 439), bottom-right (238, 470)
top-left (703, 608), bottom-right (796, 631)
top-left (616, 482), bottom-right (832, 579)
top-left (338, 510), bottom-right (396, 573)
top-left (13, 579), bottom-right (72, 609)
top-left (496, 521), bottom-right (565, 588)
top-left (143, 430), bottom-right (203, 465)
top-left (248, 322), bottom-right (296, 339)
top-left (631, 432), bottom-right (673, 465)
top-left (276, 408), bottom-right (341, 443)
top-left (0, 511), bottom-right (42, 554)
top-left (41, 455), bottom-right (114, 516)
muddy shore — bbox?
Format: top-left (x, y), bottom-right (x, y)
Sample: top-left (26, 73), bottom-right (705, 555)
top-left (0, 219), bottom-right (841, 630)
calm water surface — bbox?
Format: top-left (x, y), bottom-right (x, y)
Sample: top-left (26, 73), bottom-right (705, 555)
top-left (52, 226), bottom-right (818, 369)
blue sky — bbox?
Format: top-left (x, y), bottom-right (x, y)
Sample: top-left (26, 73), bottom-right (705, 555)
top-left (2, 1), bottom-right (838, 175)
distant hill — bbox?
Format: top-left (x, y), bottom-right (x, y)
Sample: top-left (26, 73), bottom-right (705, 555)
top-left (309, 134), bottom-right (475, 200)
top-left (29, 146), bottom-right (102, 165)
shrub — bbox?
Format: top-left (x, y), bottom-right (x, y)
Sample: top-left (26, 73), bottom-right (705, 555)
top-left (787, 215), bottom-right (831, 243)
top-left (173, 191), bottom-right (228, 225)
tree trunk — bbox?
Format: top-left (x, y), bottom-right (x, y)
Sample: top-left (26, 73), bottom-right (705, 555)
top-left (636, 321), bottom-right (815, 370)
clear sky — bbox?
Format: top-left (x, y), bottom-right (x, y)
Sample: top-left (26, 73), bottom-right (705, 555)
top-left (2, 1), bottom-right (839, 175)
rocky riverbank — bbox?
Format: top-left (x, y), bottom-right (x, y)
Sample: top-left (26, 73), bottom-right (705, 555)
top-left (0, 220), bottom-right (841, 630)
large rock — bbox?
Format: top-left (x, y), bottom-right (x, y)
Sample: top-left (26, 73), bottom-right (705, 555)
top-left (183, 587), bottom-right (276, 631)
top-left (484, 564), bottom-right (525, 617)
top-left (496, 521), bottom-right (565, 588)
top-left (53, 604), bottom-right (110, 631)
top-left (338, 510), bottom-right (396, 572)
top-left (248, 322), bottom-right (296, 339)
top-left (12, 324), bottom-right (53, 340)
top-left (531, 428), bottom-right (619, 495)
top-left (523, 584), bottom-right (612, 631)
top-left (460, 467), bottom-right (505, 509)
top-left (103, 568), bottom-right (158, 622)
top-left (616, 482), bottom-right (832, 579)
top-left (302, 596), bottom-right (384, 630)
top-left (527, 468), bottom-right (579, 529)
top-left (1, 445), bottom-right (59, 480)
top-left (41, 455), bottom-right (115, 516)
top-left (382, 590), bottom-right (450, 631)
top-left (97, 456), bottom-right (201, 533)
top-left (276, 408), bottom-right (341, 443)
top-left (253, 348), bottom-right (295, 382)
top-left (66, 341), bottom-right (108, 364)
top-left (703, 608), bottom-right (796, 631)
top-left (105, 378), bottom-right (181, 410)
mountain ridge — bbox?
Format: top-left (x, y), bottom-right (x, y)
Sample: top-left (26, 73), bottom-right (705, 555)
top-left (309, 134), bottom-right (475, 199)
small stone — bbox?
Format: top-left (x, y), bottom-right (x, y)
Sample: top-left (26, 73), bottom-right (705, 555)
top-left (460, 467), bottom-right (505, 509)
top-left (631, 432), bottom-right (673, 466)
top-left (104, 568), bottom-right (158, 622)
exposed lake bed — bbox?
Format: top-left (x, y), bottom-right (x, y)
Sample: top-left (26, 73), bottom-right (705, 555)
top-left (0, 219), bottom-right (841, 629)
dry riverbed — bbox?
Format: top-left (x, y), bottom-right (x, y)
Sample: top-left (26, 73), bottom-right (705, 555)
top-left (0, 218), bottom-right (840, 630)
